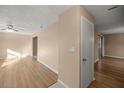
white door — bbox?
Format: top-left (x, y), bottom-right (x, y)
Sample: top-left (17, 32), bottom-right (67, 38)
top-left (80, 16), bottom-right (94, 88)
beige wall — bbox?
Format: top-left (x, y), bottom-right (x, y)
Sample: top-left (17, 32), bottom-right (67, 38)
top-left (19, 5), bottom-right (93, 88)
top-left (0, 32), bottom-right (32, 59)
top-left (58, 6), bottom-right (94, 88)
top-left (59, 6), bottom-right (80, 88)
top-left (32, 22), bottom-right (59, 73)
top-left (104, 33), bottom-right (124, 58)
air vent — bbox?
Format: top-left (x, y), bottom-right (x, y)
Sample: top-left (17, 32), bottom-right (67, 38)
top-left (108, 5), bottom-right (119, 11)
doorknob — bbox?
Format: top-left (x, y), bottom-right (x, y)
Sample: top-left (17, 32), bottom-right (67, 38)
top-left (82, 58), bottom-right (87, 61)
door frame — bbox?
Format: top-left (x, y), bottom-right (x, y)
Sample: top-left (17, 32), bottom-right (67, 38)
top-left (80, 16), bottom-right (94, 88)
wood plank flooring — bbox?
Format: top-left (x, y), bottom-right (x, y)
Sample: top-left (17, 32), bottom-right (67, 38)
top-left (0, 56), bottom-right (58, 88)
top-left (89, 57), bottom-right (124, 88)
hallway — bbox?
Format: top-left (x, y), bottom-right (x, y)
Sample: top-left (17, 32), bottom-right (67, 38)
top-left (89, 57), bottom-right (124, 88)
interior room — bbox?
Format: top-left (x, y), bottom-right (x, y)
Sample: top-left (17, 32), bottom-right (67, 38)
top-left (0, 5), bottom-right (123, 88)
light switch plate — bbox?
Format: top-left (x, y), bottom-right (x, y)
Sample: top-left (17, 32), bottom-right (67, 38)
top-left (69, 47), bottom-right (75, 53)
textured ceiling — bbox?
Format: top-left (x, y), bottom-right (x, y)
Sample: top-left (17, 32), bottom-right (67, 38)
top-left (84, 5), bottom-right (124, 34)
top-left (1, 5), bottom-right (123, 34)
top-left (0, 5), bottom-right (73, 34)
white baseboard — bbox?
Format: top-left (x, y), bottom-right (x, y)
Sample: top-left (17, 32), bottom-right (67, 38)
top-left (37, 59), bottom-right (58, 74)
top-left (58, 79), bottom-right (69, 88)
top-left (95, 58), bottom-right (99, 63)
top-left (105, 55), bottom-right (124, 59)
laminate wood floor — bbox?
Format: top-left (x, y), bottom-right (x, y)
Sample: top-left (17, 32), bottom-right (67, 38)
top-left (89, 57), bottom-right (124, 88)
top-left (0, 56), bottom-right (58, 88)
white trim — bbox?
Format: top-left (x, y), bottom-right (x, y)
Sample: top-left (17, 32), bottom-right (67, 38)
top-left (104, 55), bottom-right (124, 59)
top-left (37, 59), bottom-right (58, 74)
top-left (95, 58), bottom-right (99, 63)
top-left (58, 79), bottom-right (69, 88)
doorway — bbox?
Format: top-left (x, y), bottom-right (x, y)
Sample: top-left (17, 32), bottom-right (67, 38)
top-left (32, 36), bottom-right (38, 60)
top-left (98, 35), bottom-right (104, 59)
top-left (80, 16), bottom-right (94, 88)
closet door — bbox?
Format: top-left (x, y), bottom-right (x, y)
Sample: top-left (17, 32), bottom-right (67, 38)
top-left (80, 16), bottom-right (94, 88)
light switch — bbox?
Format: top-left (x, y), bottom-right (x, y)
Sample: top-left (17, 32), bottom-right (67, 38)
top-left (69, 47), bottom-right (75, 53)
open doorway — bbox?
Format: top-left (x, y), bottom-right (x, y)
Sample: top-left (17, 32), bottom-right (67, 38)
top-left (32, 36), bottom-right (38, 60)
top-left (98, 35), bottom-right (104, 60)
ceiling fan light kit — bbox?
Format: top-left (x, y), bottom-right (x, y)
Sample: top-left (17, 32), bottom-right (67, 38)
top-left (6, 29), bottom-right (15, 32)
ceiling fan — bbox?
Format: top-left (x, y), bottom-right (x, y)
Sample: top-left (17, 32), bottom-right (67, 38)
top-left (0, 23), bottom-right (24, 32)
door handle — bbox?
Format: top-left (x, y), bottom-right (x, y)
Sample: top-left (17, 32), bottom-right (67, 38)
top-left (82, 58), bottom-right (87, 61)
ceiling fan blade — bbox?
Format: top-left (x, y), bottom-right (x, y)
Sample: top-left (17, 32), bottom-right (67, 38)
top-left (14, 27), bottom-right (24, 31)
top-left (19, 28), bottom-right (24, 31)
top-left (13, 25), bottom-right (24, 31)
top-left (13, 29), bottom-right (18, 32)
top-left (0, 28), bottom-right (7, 30)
